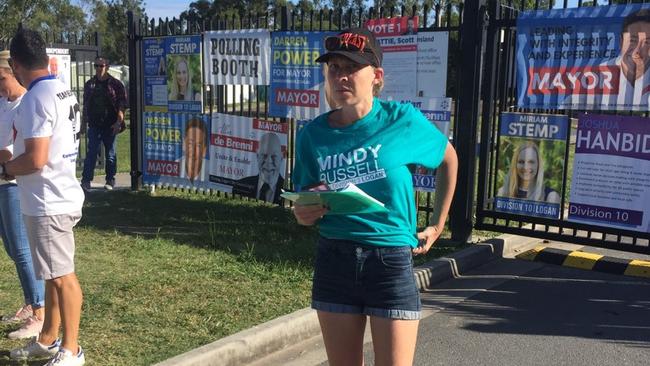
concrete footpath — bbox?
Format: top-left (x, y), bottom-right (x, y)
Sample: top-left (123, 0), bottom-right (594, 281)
top-left (153, 234), bottom-right (544, 366)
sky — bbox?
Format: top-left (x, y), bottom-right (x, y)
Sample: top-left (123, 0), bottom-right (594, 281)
top-left (144, 0), bottom-right (191, 21)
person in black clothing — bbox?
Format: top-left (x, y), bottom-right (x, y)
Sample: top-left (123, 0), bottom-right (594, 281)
top-left (80, 57), bottom-right (127, 191)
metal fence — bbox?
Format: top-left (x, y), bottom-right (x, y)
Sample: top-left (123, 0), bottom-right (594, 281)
top-left (126, 3), bottom-right (478, 241)
top-left (474, 0), bottom-right (650, 254)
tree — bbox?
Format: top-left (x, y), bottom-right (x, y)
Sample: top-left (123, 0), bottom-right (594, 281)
top-left (86, 0), bottom-right (145, 64)
top-left (0, 0), bottom-right (87, 42)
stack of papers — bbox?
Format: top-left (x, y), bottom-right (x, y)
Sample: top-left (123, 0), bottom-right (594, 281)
top-left (281, 183), bottom-right (388, 215)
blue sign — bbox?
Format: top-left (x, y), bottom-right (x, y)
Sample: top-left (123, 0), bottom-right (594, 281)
top-left (143, 36), bottom-right (203, 113)
top-left (269, 31), bottom-right (335, 119)
top-left (516, 4), bottom-right (650, 110)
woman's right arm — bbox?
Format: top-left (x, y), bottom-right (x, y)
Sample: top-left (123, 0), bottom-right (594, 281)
top-left (293, 204), bottom-right (329, 226)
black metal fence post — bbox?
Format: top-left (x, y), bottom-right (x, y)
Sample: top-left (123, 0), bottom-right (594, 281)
top-left (449, 0), bottom-right (488, 243)
top-left (128, 11), bottom-right (143, 190)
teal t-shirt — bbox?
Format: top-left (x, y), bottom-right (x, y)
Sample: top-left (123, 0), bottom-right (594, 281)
top-left (293, 98), bottom-right (448, 247)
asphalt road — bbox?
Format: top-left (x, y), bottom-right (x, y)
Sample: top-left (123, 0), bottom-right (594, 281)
top-left (254, 255), bottom-right (650, 366)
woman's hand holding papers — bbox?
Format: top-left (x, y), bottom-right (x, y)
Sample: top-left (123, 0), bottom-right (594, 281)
top-left (292, 182), bottom-right (330, 226)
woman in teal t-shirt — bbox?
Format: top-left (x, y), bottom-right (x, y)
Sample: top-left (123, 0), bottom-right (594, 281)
top-left (292, 27), bottom-right (458, 365)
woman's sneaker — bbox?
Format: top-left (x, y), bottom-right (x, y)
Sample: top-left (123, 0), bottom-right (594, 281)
top-left (10, 336), bottom-right (60, 360)
top-left (1, 304), bottom-right (33, 323)
top-left (44, 347), bottom-right (85, 366)
top-left (8, 316), bottom-right (44, 339)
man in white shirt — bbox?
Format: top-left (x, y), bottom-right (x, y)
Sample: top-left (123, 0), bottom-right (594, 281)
top-left (6, 28), bottom-right (86, 366)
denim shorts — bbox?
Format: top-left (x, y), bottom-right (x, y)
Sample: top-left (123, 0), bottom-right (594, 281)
top-left (311, 236), bottom-right (421, 320)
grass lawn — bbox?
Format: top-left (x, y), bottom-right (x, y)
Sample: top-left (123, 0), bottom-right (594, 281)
top-left (0, 188), bottom-right (462, 365)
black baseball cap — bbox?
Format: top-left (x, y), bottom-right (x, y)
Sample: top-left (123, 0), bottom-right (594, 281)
top-left (316, 28), bottom-right (383, 67)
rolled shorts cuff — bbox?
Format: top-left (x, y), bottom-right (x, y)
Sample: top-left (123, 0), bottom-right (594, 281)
top-left (364, 306), bottom-right (421, 320)
top-left (312, 300), bottom-right (421, 320)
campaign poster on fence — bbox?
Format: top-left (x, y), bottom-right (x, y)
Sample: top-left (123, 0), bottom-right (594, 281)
top-left (568, 114), bottom-right (650, 232)
top-left (494, 112), bottom-right (568, 219)
top-left (516, 4), bottom-right (650, 111)
top-left (365, 17), bottom-right (418, 100)
top-left (209, 113), bottom-right (288, 204)
top-left (402, 97), bottom-right (452, 192)
top-left (269, 31), bottom-right (335, 119)
top-left (143, 36), bottom-right (203, 113)
top-left (143, 38), bottom-right (168, 111)
top-left (203, 29), bottom-right (270, 85)
top-left (46, 48), bottom-right (71, 89)
top-left (416, 32), bottom-right (448, 97)
top-left (142, 112), bottom-right (216, 190)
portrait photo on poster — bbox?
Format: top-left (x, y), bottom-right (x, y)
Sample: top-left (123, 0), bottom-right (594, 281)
top-left (231, 132), bottom-right (286, 204)
top-left (181, 117), bottom-right (209, 184)
top-left (167, 54), bottom-right (202, 102)
top-left (614, 8), bottom-right (650, 107)
top-left (496, 139), bottom-right (561, 204)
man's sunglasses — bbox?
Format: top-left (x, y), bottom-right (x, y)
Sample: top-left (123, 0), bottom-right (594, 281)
top-left (94, 64), bottom-right (107, 68)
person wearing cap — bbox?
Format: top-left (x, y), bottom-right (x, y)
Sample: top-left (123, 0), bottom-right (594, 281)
top-left (0, 50), bottom-right (47, 340)
top-left (80, 56), bottom-right (127, 191)
top-left (292, 28), bottom-right (458, 365)
top-left (6, 28), bottom-right (86, 366)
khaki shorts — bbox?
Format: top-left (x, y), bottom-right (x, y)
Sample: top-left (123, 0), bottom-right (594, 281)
top-left (23, 212), bottom-right (82, 280)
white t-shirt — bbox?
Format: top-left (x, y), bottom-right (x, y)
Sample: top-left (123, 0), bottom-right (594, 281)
top-left (13, 76), bottom-right (84, 216)
top-left (0, 96), bottom-right (21, 185)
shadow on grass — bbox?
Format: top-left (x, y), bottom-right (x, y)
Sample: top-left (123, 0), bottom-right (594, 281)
top-left (79, 189), bottom-right (319, 266)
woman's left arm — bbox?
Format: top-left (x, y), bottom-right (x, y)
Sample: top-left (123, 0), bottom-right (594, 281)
top-left (413, 143), bottom-right (458, 255)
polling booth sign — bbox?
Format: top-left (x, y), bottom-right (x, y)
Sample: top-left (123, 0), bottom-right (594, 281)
top-left (203, 29), bottom-right (270, 86)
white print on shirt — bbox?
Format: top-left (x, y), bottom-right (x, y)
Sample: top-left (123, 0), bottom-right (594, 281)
top-left (64, 101), bottom-right (81, 162)
top-left (317, 144), bottom-right (386, 189)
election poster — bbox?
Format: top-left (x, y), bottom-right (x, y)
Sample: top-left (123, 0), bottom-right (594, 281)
top-left (269, 31), bottom-right (335, 119)
top-left (378, 35), bottom-right (418, 100)
top-left (516, 3), bottom-right (650, 111)
top-left (203, 29), bottom-right (270, 85)
top-left (365, 16), bottom-right (419, 37)
top-left (142, 112), bottom-right (218, 190)
top-left (494, 112), bottom-right (568, 219)
top-left (403, 97), bottom-right (452, 192)
top-left (416, 32), bottom-right (449, 97)
top-left (143, 38), bottom-right (167, 111)
top-left (209, 113), bottom-right (288, 204)
top-left (143, 36), bottom-right (203, 113)
top-left (46, 48), bottom-right (71, 89)
top-left (568, 114), bottom-right (650, 232)
top-left (365, 16), bottom-right (418, 101)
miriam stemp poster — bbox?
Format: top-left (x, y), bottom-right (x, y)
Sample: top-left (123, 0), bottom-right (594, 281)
top-left (494, 112), bottom-right (568, 219)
